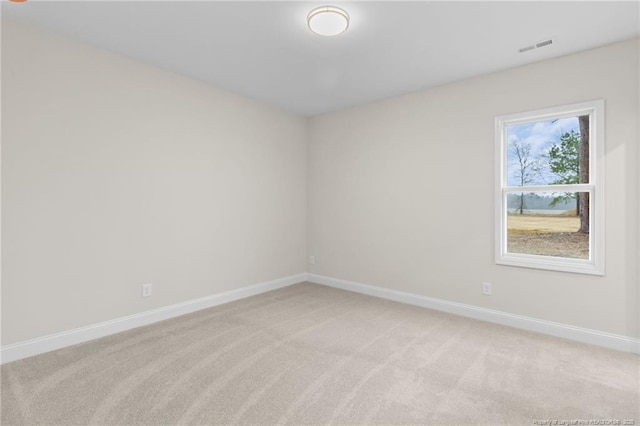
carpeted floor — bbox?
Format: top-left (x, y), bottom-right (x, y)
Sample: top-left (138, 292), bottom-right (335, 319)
top-left (1, 282), bottom-right (638, 425)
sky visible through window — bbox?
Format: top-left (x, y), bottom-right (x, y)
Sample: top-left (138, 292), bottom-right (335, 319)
top-left (506, 117), bottom-right (579, 187)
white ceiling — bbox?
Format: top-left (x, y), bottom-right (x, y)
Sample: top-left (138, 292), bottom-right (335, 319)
top-left (3, 1), bottom-right (639, 116)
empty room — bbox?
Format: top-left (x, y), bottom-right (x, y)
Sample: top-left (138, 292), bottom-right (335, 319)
top-left (1, 1), bottom-right (639, 425)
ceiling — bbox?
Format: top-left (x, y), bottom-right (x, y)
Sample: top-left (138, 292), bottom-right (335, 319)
top-left (3, 1), bottom-right (639, 116)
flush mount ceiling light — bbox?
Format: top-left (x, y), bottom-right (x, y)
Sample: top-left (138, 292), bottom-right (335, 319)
top-left (307, 6), bottom-right (350, 37)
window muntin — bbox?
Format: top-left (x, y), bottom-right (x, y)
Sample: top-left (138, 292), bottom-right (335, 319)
top-left (495, 100), bottom-right (604, 275)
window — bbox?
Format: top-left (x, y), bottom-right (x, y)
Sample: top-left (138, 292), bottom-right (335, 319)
top-left (495, 100), bottom-right (604, 275)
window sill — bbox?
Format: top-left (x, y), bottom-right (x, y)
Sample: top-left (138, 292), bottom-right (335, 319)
top-left (497, 253), bottom-right (604, 276)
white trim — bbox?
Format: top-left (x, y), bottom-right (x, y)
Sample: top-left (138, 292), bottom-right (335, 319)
top-left (503, 183), bottom-right (593, 193)
top-left (495, 100), bottom-right (605, 126)
top-left (494, 99), bottom-right (605, 276)
top-left (307, 273), bottom-right (640, 354)
top-left (5, 271), bottom-right (636, 364)
top-left (0, 273), bottom-right (307, 364)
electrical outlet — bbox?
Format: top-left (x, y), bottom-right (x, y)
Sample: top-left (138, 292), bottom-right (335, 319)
top-left (482, 282), bottom-right (492, 296)
top-left (142, 283), bottom-right (152, 298)
top-left (309, 256), bottom-right (315, 265)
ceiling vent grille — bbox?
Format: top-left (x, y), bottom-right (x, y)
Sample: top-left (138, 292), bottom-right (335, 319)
top-left (519, 38), bottom-right (553, 53)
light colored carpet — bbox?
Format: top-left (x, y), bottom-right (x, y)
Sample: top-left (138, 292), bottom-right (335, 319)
top-left (1, 282), bottom-right (638, 425)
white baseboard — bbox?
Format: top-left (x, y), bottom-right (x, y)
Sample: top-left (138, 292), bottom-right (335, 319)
top-left (3, 272), bottom-right (637, 363)
top-left (307, 273), bottom-right (640, 354)
top-left (0, 273), bottom-right (307, 364)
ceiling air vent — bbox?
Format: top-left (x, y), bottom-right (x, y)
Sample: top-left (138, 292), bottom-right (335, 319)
top-left (519, 38), bottom-right (553, 53)
top-left (518, 44), bottom-right (536, 53)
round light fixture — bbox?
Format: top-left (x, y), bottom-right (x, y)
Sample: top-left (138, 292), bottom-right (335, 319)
top-left (307, 6), bottom-right (349, 37)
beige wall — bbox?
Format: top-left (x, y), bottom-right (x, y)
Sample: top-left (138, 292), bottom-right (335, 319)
top-left (2, 18), bottom-right (638, 347)
top-left (1, 20), bottom-right (307, 345)
top-left (308, 39), bottom-right (639, 338)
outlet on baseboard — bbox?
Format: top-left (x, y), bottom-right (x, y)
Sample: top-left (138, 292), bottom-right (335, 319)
top-left (309, 256), bottom-right (315, 265)
top-left (482, 282), bottom-right (492, 296)
top-left (142, 283), bottom-right (152, 298)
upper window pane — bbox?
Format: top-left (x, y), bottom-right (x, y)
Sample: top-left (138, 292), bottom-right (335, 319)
top-left (506, 116), bottom-right (589, 187)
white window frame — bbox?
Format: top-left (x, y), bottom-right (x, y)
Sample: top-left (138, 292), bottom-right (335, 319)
top-left (495, 100), bottom-right (605, 275)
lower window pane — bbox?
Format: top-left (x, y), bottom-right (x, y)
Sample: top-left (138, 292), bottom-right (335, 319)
top-left (506, 192), bottom-right (589, 259)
